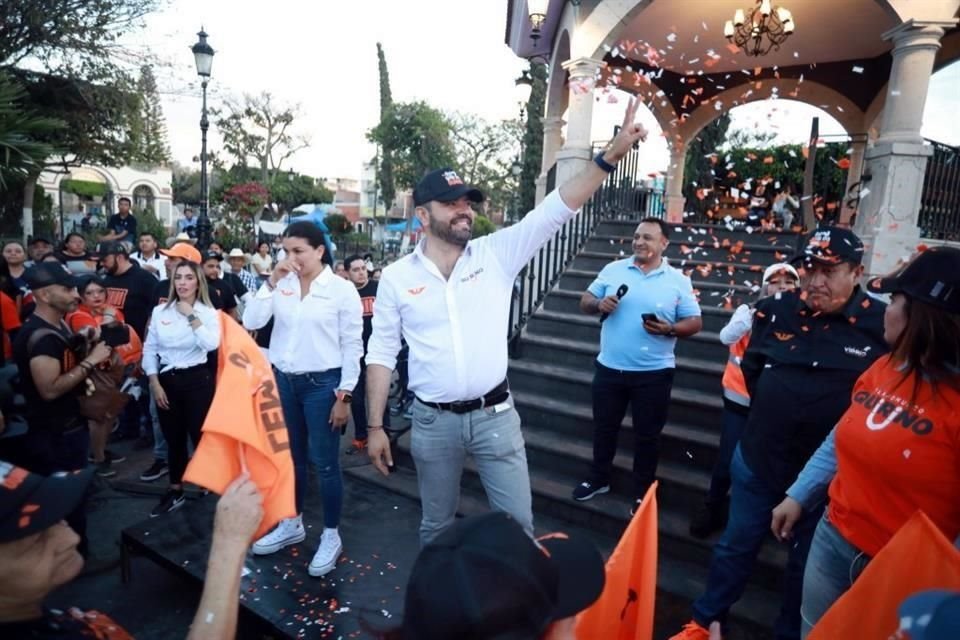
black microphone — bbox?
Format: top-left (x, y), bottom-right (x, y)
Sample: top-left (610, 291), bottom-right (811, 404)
top-left (600, 284), bottom-right (629, 323)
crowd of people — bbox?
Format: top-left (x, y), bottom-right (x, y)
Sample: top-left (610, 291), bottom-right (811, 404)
top-left (0, 98), bottom-right (957, 640)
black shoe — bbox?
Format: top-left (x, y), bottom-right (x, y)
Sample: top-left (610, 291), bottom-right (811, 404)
top-left (140, 460), bottom-right (169, 482)
top-left (572, 480), bottom-right (610, 502)
top-left (87, 449), bottom-right (127, 464)
top-left (150, 489), bottom-right (185, 517)
top-left (133, 434), bottom-right (154, 450)
top-left (689, 502), bottom-right (728, 538)
top-left (94, 460), bottom-right (116, 478)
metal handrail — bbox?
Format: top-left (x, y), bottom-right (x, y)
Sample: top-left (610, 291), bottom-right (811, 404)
top-left (507, 146), bottom-right (663, 356)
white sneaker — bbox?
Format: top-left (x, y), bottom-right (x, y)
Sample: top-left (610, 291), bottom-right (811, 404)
top-left (308, 531), bottom-right (342, 577)
top-left (251, 516), bottom-right (305, 555)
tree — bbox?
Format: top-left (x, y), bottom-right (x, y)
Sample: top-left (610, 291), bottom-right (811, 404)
top-left (1, 1), bottom-right (157, 72)
top-left (682, 113), bottom-right (731, 222)
top-left (376, 43), bottom-right (396, 213)
top-left (519, 62), bottom-right (547, 216)
top-left (448, 112), bottom-right (523, 215)
top-left (130, 65), bottom-right (171, 165)
top-left (0, 72), bottom-right (64, 188)
top-left (324, 213), bottom-right (352, 237)
top-left (214, 92), bottom-right (310, 184)
top-left (269, 172), bottom-right (333, 215)
top-left (471, 214), bottom-right (496, 238)
top-left (367, 101), bottom-right (456, 189)
top-left (171, 161), bottom-right (202, 204)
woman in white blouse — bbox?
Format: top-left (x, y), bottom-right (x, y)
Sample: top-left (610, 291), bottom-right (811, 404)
top-left (143, 259), bottom-right (221, 518)
top-left (251, 241), bottom-right (273, 281)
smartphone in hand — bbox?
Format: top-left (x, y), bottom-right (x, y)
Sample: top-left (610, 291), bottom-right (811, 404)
top-left (641, 313), bottom-right (658, 324)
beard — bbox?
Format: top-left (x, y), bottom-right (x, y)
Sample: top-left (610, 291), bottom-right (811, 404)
top-left (430, 212), bottom-right (473, 248)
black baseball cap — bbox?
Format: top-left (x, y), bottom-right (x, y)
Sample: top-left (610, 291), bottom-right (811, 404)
top-left (401, 512), bottom-right (605, 640)
top-left (868, 246), bottom-right (960, 313)
top-left (792, 227), bottom-right (865, 267)
top-left (23, 262), bottom-right (82, 290)
top-left (28, 236), bottom-right (52, 246)
top-left (0, 460), bottom-right (93, 543)
top-left (203, 250), bottom-right (223, 262)
top-left (413, 168), bottom-right (484, 207)
top-left (94, 241), bottom-right (129, 259)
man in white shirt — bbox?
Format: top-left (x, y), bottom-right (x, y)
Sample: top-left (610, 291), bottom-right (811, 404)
top-left (242, 221), bottom-right (363, 578)
top-left (365, 99), bottom-right (651, 545)
top-left (131, 232), bottom-right (165, 279)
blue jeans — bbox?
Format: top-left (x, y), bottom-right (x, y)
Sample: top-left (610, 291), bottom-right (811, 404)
top-left (800, 513), bottom-right (871, 638)
top-left (410, 397), bottom-right (533, 547)
top-left (693, 446), bottom-right (822, 640)
top-left (706, 406), bottom-right (749, 505)
top-left (275, 367), bottom-right (343, 527)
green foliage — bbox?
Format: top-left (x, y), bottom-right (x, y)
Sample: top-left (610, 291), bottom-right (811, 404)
top-left (368, 101), bottom-right (456, 189)
top-left (376, 42), bottom-right (396, 212)
top-left (134, 207), bottom-right (169, 242)
top-left (61, 178), bottom-right (108, 198)
top-left (683, 114), bottom-right (731, 221)
top-left (129, 65), bottom-right (171, 166)
top-left (214, 92), bottom-right (309, 184)
top-left (519, 62), bottom-right (547, 216)
top-left (718, 142), bottom-right (848, 203)
top-left (0, 72), bottom-right (64, 187)
top-left (269, 172), bottom-right (333, 215)
top-left (471, 214), bottom-right (496, 239)
top-left (449, 111), bottom-right (523, 215)
top-left (223, 182), bottom-right (270, 219)
top-left (171, 162), bottom-right (202, 204)
top-left (324, 213), bottom-right (352, 237)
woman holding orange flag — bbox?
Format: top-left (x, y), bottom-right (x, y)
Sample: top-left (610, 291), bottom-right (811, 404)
top-left (771, 247), bottom-right (960, 638)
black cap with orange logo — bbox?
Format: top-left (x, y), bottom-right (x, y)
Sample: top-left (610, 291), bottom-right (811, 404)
top-left (0, 461), bottom-right (93, 542)
top-left (869, 246), bottom-right (960, 313)
top-left (402, 511), bottom-right (605, 639)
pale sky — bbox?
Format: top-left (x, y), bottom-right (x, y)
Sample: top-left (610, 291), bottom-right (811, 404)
top-left (135, 0), bottom-right (959, 183)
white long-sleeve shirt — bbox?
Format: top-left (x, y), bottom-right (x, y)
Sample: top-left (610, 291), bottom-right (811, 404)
top-left (142, 302), bottom-right (220, 375)
top-left (242, 265), bottom-right (363, 392)
top-left (366, 189), bottom-right (577, 403)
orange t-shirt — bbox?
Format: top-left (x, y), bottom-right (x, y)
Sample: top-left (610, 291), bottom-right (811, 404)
top-left (828, 355), bottom-right (960, 557)
top-left (1, 292), bottom-right (21, 360)
top-left (66, 306), bottom-right (143, 367)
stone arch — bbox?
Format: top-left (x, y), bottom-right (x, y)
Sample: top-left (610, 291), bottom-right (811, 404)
top-left (131, 183), bottom-right (156, 215)
top-left (677, 79), bottom-right (866, 148)
top-left (574, 0), bottom-right (656, 61)
top-left (52, 165), bottom-right (121, 197)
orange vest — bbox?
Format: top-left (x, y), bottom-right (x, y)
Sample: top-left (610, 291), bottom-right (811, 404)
top-left (721, 334), bottom-right (750, 407)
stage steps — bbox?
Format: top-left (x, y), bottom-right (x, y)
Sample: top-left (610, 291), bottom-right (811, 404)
top-left (347, 221), bottom-right (803, 632)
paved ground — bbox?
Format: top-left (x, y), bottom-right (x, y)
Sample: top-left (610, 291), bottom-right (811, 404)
top-left (47, 426), bottom-right (771, 639)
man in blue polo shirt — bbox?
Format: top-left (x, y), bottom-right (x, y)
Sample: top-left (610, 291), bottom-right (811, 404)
top-left (571, 217), bottom-right (702, 514)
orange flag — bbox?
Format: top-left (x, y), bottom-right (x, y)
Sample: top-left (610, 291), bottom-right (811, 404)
top-left (809, 511), bottom-right (960, 640)
top-left (184, 312), bottom-right (296, 539)
top-left (576, 482), bottom-right (658, 640)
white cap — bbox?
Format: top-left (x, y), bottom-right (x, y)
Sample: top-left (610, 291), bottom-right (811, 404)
top-left (227, 248), bottom-right (245, 258)
top-left (763, 262), bottom-right (800, 284)
top-left (175, 232), bottom-right (191, 241)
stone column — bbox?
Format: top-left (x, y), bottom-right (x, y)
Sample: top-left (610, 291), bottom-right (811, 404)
top-left (854, 19), bottom-right (956, 277)
top-left (555, 57), bottom-right (604, 186)
top-left (536, 116), bottom-right (566, 203)
top-left (664, 146), bottom-right (686, 223)
top-left (839, 139), bottom-right (867, 226)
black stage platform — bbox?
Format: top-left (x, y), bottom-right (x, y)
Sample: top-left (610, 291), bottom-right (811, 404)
top-left (121, 480), bottom-right (423, 639)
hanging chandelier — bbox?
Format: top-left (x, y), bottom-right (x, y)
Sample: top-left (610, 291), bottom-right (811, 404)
top-left (724, 0), bottom-right (795, 57)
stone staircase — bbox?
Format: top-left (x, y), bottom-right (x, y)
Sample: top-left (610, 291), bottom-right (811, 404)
top-left (348, 219), bottom-right (803, 631)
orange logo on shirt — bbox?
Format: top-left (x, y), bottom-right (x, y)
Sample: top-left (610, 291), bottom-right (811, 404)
top-left (279, 289), bottom-right (294, 296)
top-left (774, 331), bottom-right (795, 341)
top-left (161, 320), bottom-right (172, 325)
top-left (408, 286), bottom-right (426, 296)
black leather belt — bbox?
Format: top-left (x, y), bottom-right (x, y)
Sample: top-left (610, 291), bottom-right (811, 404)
top-left (417, 380), bottom-right (510, 415)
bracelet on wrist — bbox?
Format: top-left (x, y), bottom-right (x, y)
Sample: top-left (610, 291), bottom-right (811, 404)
top-left (367, 425), bottom-right (385, 432)
top-left (593, 152), bottom-right (617, 173)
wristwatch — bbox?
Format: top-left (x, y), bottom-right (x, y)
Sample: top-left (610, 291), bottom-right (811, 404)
top-left (594, 152), bottom-right (617, 173)
top-left (186, 314), bottom-right (198, 323)
top-left (336, 390), bottom-right (352, 404)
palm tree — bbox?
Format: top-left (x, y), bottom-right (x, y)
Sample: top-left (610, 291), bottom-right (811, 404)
top-left (0, 71), bottom-right (63, 187)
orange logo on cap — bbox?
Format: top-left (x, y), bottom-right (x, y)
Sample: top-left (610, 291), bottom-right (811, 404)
top-left (18, 503), bottom-right (39, 530)
top-left (0, 463), bottom-right (27, 491)
top-left (442, 171), bottom-right (463, 186)
top-left (774, 331), bottom-right (795, 341)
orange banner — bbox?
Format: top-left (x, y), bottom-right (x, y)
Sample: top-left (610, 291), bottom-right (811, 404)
top-left (184, 313), bottom-right (296, 539)
top-left (809, 511), bottom-right (960, 640)
top-left (576, 482), bottom-right (658, 640)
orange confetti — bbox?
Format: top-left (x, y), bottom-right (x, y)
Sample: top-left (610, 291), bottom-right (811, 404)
top-left (837, 158), bottom-right (851, 170)
top-left (763, 156), bottom-right (774, 164)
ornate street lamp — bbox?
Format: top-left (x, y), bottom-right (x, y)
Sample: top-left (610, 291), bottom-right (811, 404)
top-left (527, 0), bottom-right (548, 42)
top-left (191, 27), bottom-right (215, 249)
top-left (724, 0), bottom-right (794, 57)
top-left (515, 69), bottom-right (533, 119)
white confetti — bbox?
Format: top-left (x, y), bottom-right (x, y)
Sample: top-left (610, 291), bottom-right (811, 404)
top-left (852, 65), bottom-right (864, 74)
top-left (903, 449), bottom-right (912, 459)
